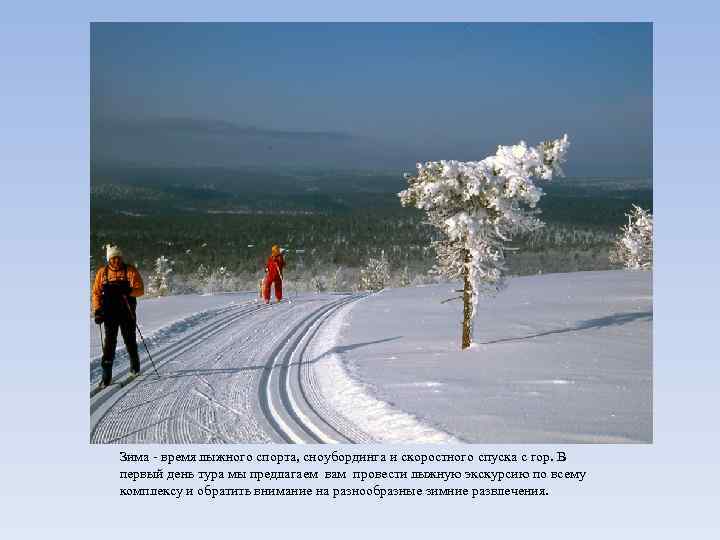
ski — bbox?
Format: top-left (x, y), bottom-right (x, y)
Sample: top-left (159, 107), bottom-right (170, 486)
top-left (90, 372), bottom-right (143, 397)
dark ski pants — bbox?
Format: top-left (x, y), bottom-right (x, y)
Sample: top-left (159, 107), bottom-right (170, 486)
top-left (262, 277), bottom-right (282, 303)
top-left (101, 317), bottom-right (140, 384)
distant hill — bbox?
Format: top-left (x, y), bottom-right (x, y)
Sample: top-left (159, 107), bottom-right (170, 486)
top-left (91, 117), bottom-right (418, 171)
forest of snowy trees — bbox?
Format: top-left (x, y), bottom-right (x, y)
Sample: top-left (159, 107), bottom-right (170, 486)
top-left (90, 167), bottom-right (652, 298)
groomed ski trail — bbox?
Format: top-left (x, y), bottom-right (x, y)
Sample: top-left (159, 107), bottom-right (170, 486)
top-left (90, 293), bottom-right (371, 444)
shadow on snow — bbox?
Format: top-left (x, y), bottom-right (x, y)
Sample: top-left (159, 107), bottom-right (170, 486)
top-left (481, 311), bottom-right (652, 345)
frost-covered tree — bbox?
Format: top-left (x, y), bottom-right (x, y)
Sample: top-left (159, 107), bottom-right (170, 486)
top-left (195, 263), bottom-right (209, 282)
top-left (360, 250), bottom-right (391, 291)
top-left (311, 275), bottom-right (326, 293)
top-left (399, 135), bottom-right (570, 349)
top-left (206, 266), bottom-right (234, 294)
top-left (187, 263), bottom-right (210, 293)
top-left (328, 266), bottom-right (344, 292)
top-left (148, 255), bottom-right (173, 296)
top-left (399, 266), bottom-right (412, 287)
top-left (610, 205), bottom-right (653, 270)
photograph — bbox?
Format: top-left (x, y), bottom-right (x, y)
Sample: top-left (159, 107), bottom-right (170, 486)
top-left (89, 22), bottom-right (652, 444)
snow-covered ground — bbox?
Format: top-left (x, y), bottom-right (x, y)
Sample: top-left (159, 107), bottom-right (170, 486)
top-left (89, 270), bottom-right (651, 444)
top-left (89, 292), bottom-right (373, 443)
top-left (312, 270), bottom-right (652, 443)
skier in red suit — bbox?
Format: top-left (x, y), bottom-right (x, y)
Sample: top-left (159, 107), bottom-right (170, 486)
top-left (263, 244), bottom-right (285, 303)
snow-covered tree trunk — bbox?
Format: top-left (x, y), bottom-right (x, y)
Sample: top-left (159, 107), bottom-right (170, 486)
top-left (461, 249), bottom-right (473, 349)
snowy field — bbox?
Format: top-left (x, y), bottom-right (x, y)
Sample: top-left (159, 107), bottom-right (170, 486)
top-left (314, 270), bottom-right (652, 443)
top-left (89, 270), bottom-right (651, 444)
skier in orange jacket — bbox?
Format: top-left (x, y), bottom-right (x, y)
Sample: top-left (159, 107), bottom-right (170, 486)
top-left (92, 244), bottom-right (145, 388)
top-left (263, 245), bottom-right (285, 304)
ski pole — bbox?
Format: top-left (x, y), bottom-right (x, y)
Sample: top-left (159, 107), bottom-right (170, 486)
top-left (122, 296), bottom-right (160, 379)
top-left (98, 322), bottom-right (104, 350)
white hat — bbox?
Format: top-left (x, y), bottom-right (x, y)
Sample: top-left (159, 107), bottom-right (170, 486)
top-left (105, 244), bottom-right (123, 261)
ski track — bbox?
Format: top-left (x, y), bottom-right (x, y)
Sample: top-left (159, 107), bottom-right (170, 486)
top-left (90, 294), bottom-right (371, 444)
top-left (89, 302), bottom-right (247, 385)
